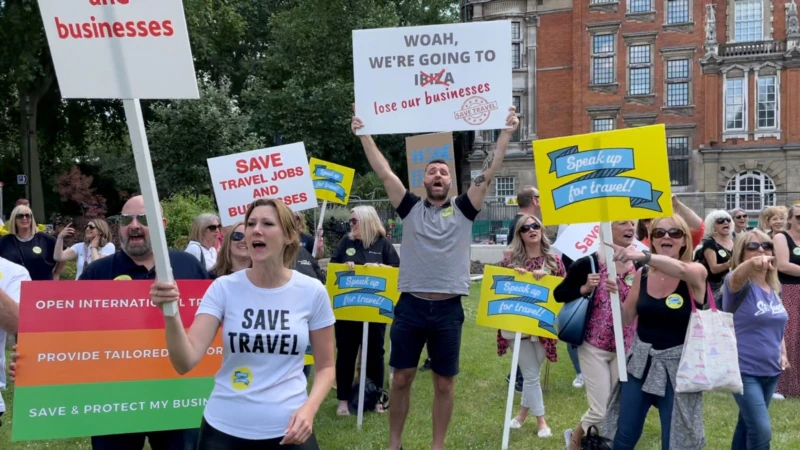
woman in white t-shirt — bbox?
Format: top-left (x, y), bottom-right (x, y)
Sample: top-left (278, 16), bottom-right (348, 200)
top-left (151, 198), bottom-right (335, 449)
top-left (54, 219), bottom-right (115, 279)
top-left (185, 213), bottom-right (221, 271)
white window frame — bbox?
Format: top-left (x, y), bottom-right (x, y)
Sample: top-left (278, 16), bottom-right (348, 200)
top-left (665, 0), bottom-right (692, 25)
top-left (722, 70), bottom-right (748, 138)
top-left (591, 34), bottom-right (617, 85)
top-left (665, 59), bottom-right (691, 107)
top-left (592, 118), bottom-right (615, 132)
top-left (512, 22), bottom-right (522, 70)
top-left (495, 176), bottom-right (516, 197)
top-left (666, 136), bottom-right (690, 186)
top-left (754, 69), bottom-right (780, 136)
top-left (733, 0), bottom-right (765, 43)
top-left (628, 0), bottom-right (653, 13)
top-left (725, 170), bottom-right (777, 212)
top-left (627, 44), bottom-right (653, 96)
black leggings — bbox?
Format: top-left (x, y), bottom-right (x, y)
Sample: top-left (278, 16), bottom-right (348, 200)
top-left (197, 418), bottom-right (320, 450)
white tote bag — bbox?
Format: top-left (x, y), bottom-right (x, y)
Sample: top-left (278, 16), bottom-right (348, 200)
top-left (676, 284), bottom-right (743, 394)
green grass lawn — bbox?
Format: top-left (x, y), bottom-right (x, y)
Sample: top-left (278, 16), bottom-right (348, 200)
top-left (2, 283), bottom-right (799, 449)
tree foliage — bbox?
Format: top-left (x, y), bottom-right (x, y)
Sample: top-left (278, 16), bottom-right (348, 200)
top-left (54, 166), bottom-right (108, 219)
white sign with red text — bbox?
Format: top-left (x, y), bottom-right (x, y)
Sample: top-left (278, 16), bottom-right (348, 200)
top-left (353, 21), bottom-right (512, 135)
top-left (37, 0), bottom-right (198, 99)
top-left (207, 143), bottom-right (317, 227)
top-left (554, 223), bottom-right (649, 262)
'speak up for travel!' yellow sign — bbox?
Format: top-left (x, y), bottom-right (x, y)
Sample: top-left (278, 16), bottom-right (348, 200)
top-left (533, 125), bottom-right (674, 226)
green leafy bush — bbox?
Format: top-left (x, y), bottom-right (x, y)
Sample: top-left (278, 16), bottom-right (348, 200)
top-left (161, 192), bottom-right (218, 249)
top-left (59, 260), bottom-right (78, 281)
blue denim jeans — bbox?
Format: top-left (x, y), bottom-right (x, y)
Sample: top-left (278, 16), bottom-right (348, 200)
top-left (568, 343), bottom-right (582, 375)
top-left (612, 372), bottom-right (675, 450)
top-left (732, 374), bottom-right (779, 450)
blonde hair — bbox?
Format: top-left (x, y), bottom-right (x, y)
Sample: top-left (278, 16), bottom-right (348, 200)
top-left (759, 206), bottom-right (785, 234)
top-left (349, 206), bottom-right (385, 248)
top-left (786, 204), bottom-right (800, 230)
top-left (507, 214), bottom-right (560, 273)
top-left (244, 199), bottom-right (299, 268)
top-left (731, 229), bottom-right (780, 292)
top-left (87, 219), bottom-right (111, 248)
top-left (210, 222), bottom-right (250, 277)
top-left (8, 205), bottom-right (37, 237)
top-left (188, 213), bottom-right (220, 244)
top-left (648, 215), bottom-right (694, 272)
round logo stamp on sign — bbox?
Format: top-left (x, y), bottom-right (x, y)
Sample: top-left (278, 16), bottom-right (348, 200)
top-left (665, 294), bottom-right (684, 310)
top-left (32, 246), bottom-right (42, 255)
top-left (114, 275), bottom-right (133, 281)
top-left (441, 207), bottom-right (454, 218)
top-left (455, 96), bottom-right (499, 126)
top-left (624, 273), bottom-right (635, 286)
top-left (345, 248), bottom-right (356, 256)
top-left (231, 367), bottom-right (253, 391)
top-left (718, 249), bottom-right (727, 258)
top-left (793, 247), bottom-right (800, 256)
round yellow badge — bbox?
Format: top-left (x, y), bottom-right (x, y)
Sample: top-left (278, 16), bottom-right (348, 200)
top-left (665, 294), bottom-right (684, 310)
top-left (718, 249), bottom-right (727, 258)
top-left (113, 275), bottom-right (133, 281)
top-left (793, 247), bottom-right (800, 256)
top-left (32, 246), bottom-right (42, 255)
top-left (345, 248), bottom-right (356, 256)
top-left (231, 367), bottom-right (253, 391)
top-left (624, 273), bottom-right (635, 286)
top-left (0, 272), bottom-right (3, 281)
top-left (441, 207), bottom-right (454, 217)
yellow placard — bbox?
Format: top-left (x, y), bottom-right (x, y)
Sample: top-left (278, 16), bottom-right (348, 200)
top-left (533, 125), bottom-right (673, 226)
top-left (304, 344), bottom-right (314, 365)
top-left (476, 265), bottom-right (565, 339)
top-left (309, 157), bottom-right (355, 205)
top-left (325, 263), bottom-right (400, 324)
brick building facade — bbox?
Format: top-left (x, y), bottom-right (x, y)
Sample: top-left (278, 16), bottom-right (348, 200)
top-left (462, 0), bottom-right (800, 217)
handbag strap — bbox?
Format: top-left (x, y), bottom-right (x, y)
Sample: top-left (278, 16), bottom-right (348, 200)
top-left (587, 253), bottom-right (598, 296)
top-left (688, 281), bottom-right (716, 313)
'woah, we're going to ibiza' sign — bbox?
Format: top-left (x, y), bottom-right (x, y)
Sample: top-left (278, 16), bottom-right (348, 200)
top-left (352, 21), bottom-right (512, 135)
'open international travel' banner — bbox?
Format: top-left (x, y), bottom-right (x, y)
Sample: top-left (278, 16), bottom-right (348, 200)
top-left (325, 263), bottom-right (400, 324)
top-left (476, 266), bottom-right (564, 339)
top-left (12, 280), bottom-right (218, 441)
top-left (533, 125), bottom-right (673, 226)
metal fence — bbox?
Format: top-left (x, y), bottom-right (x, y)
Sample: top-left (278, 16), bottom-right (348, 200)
top-left (306, 192), bottom-right (800, 253)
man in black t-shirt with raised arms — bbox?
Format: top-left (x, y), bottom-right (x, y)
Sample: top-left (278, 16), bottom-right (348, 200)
top-left (352, 106), bottom-right (519, 450)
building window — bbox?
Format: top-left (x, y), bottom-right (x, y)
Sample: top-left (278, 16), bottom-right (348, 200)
top-left (512, 43), bottom-right (521, 69)
top-left (511, 22), bottom-right (521, 40)
top-left (666, 137), bottom-right (690, 186)
top-left (593, 118), bottom-right (614, 132)
top-left (629, 0), bottom-right (652, 12)
top-left (590, 0), bottom-right (616, 3)
top-left (725, 77), bottom-right (746, 131)
top-left (734, 0), bottom-right (763, 42)
top-left (628, 44), bottom-right (652, 95)
top-left (665, 59), bottom-right (690, 106)
top-left (757, 75), bottom-right (777, 129)
top-left (725, 170), bottom-right (776, 212)
top-left (495, 177), bottom-right (516, 197)
top-left (592, 34), bottom-right (615, 84)
top-left (511, 22), bottom-right (522, 69)
top-left (666, 0), bottom-right (690, 24)
top-left (512, 96), bottom-right (521, 142)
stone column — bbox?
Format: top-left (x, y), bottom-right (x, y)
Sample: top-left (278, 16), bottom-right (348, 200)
top-left (525, 15), bottom-right (538, 140)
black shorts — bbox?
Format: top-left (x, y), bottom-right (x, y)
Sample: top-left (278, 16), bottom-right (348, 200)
top-left (389, 293), bottom-right (464, 377)
top-left (197, 418), bottom-right (319, 450)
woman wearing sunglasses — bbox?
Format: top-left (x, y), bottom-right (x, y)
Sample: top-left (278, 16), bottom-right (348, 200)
top-left (722, 230), bottom-right (788, 449)
top-left (605, 215), bottom-right (708, 450)
top-left (730, 208), bottom-right (749, 236)
top-left (330, 205), bottom-right (399, 416)
top-left (555, 220), bottom-right (638, 450)
top-left (54, 219), bottom-right (115, 279)
top-left (698, 210), bottom-right (734, 304)
top-left (185, 213), bottom-right (221, 271)
top-left (773, 203), bottom-right (800, 399)
top-left (496, 215), bottom-right (563, 438)
top-left (0, 205), bottom-right (61, 281)
top-left (209, 223), bottom-right (249, 278)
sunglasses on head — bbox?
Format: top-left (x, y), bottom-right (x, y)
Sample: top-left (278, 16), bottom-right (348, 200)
top-left (651, 227), bottom-right (685, 239)
top-left (520, 223), bottom-right (541, 233)
top-left (745, 241), bottom-right (774, 251)
top-left (16, 213), bottom-right (31, 220)
top-left (207, 225), bottom-right (220, 232)
top-left (349, 218), bottom-right (358, 225)
top-left (86, 224), bottom-right (96, 230)
top-left (716, 217), bottom-right (732, 224)
top-left (734, 214), bottom-right (747, 220)
top-left (231, 231), bottom-right (245, 242)
top-left (119, 214), bottom-right (148, 227)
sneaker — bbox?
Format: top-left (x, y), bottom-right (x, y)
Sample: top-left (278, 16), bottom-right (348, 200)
top-left (572, 374), bottom-right (584, 388)
top-left (773, 392), bottom-right (785, 400)
top-left (563, 429), bottom-right (573, 450)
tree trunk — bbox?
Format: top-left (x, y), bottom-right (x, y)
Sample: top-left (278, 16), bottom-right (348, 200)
top-left (19, 73), bottom-right (53, 224)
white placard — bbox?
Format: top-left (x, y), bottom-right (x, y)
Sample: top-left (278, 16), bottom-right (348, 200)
top-left (553, 223), bottom-right (649, 262)
top-left (208, 143), bottom-right (318, 227)
top-left (353, 21), bottom-right (512, 135)
top-left (37, 0), bottom-right (198, 99)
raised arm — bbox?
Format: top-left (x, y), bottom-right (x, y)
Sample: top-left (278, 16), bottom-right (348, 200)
top-left (467, 107), bottom-right (520, 211)
top-left (672, 195), bottom-right (703, 230)
top-left (351, 113), bottom-right (406, 209)
top-left (728, 255), bottom-right (774, 294)
top-left (54, 224), bottom-right (78, 262)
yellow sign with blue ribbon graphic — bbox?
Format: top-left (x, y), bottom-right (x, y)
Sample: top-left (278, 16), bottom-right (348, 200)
top-left (476, 265), bottom-right (565, 339)
top-left (533, 125), bottom-right (673, 226)
top-left (309, 158), bottom-right (355, 205)
top-left (304, 344), bottom-right (314, 365)
top-left (325, 263), bottom-right (400, 324)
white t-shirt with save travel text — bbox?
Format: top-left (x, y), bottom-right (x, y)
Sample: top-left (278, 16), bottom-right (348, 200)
top-left (0, 257), bottom-right (31, 413)
top-left (196, 269), bottom-right (335, 440)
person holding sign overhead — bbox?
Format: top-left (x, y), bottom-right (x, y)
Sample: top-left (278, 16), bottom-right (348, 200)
top-left (331, 205), bottom-right (400, 416)
top-left (352, 104), bottom-right (519, 450)
top-left (497, 214), bottom-right (564, 438)
top-left (150, 199), bottom-right (335, 450)
top-left (603, 215), bottom-right (708, 450)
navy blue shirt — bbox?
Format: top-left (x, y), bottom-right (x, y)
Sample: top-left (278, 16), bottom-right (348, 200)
top-left (79, 249), bottom-right (209, 281)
